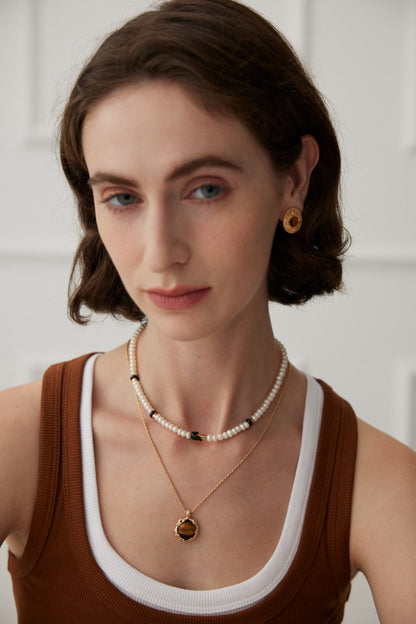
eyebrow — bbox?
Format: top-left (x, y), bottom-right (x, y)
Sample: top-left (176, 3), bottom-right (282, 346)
top-left (88, 172), bottom-right (137, 188)
top-left (88, 155), bottom-right (244, 188)
top-left (165, 156), bottom-right (243, 182)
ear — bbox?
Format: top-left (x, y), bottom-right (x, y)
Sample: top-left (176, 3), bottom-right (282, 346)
top-left (280, 134), bottom-right (320, 214)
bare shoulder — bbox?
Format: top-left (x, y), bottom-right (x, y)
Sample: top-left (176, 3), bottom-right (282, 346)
top-left (351, 418), bottom-right (416, 548)
top-left (350, 418), bottom-right (416, 621)
top-left (0, 380), bottom-right (42, 550)
top-left (355, 417), bottom-right (416, 476)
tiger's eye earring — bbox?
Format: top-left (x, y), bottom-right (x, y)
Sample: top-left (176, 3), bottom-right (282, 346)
top-left (282, 208), bottom-right (302, 234)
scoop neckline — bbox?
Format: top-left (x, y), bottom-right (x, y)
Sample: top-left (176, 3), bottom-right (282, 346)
top-left (79, 354), bottom-right (324, 616)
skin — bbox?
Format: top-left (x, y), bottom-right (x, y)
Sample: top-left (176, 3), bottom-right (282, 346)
top-left (1, 81), bottom-right (416, 621)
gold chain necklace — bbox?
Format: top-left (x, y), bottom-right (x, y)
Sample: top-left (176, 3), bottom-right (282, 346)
top-left (127, 340), bottom-right (291, 542)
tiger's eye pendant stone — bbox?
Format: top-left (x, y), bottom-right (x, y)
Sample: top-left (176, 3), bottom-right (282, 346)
top-left (175, 514), bottom-right (199, 542)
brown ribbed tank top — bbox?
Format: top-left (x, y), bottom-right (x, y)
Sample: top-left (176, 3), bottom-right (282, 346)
top-left (9, 354), bottom-right (357, 623)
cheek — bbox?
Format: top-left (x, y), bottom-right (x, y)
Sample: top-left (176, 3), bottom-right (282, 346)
top-left (96, 215), bottom-right (141, 275)
top-left (232, 211), bottom-right (278, 260)
top-left (211, 213), bottom-right (277, 283)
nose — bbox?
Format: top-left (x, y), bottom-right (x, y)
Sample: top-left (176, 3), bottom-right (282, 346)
top-left (142, 198), bottom-right (190, 273)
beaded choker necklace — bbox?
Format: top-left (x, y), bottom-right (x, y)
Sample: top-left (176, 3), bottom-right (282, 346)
top-left (127, 321), bottom-right (289, 442)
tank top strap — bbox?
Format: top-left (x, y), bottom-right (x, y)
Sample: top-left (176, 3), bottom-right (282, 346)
top-left (320, 380), bottom-right (358, 594)
top-left (8, 354), bottom-right (93, 578)
top-left (316, 379), bottom-right (358, 597)
top-left (60, 353), bottom-right (97, 566)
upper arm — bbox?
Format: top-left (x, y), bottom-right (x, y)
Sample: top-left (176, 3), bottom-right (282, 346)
top-left (350, 419), bottom-right (416, 623)
top-left (0, 381), bottom-right (41, 549)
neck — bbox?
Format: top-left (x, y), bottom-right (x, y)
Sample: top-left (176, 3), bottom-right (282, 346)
top-left (133, 314), bottom-right (283, 435)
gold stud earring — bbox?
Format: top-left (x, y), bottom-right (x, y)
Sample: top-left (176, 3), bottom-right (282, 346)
top-left (282, 208), bottom-right (302, 234)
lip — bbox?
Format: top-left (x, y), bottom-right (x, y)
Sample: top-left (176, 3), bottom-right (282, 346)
top-left (145, 286), bottom-right (211, 311)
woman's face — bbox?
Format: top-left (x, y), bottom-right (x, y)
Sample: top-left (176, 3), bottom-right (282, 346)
top-left (82, 81), bottom-right (292, 341)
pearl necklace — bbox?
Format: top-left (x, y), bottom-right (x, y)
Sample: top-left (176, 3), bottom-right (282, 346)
top-left (127, 321), bottom-right (289, 442)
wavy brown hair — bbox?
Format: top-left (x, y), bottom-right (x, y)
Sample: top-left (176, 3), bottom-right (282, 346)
top-left (60, 0), bottom-right (350, 324)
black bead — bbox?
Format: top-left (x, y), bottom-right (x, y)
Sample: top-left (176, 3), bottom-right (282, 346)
top-left (149, 410), bottom-right (157, 419)
top-left (130, 374), bottom-right (140, 381)
top-left (246, 418), bottom-right (253, 427)
top-left (191, 431), bottom-right (203, 441)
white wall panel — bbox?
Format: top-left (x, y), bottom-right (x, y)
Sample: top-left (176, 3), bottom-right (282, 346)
top-left (23, 0), bottom-right (153, 143)
top-left (402, 0), bottom-right (416, 150)
top-left (313, 0), bottom-right (416, 253)
top-left (395, 359), bottom-right (416, 446)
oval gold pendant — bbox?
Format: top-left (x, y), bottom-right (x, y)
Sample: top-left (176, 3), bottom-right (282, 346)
top-left (175, 516), bottom-right (199, 542)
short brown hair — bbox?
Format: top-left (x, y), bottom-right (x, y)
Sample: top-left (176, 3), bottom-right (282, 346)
top-left (60, 0), bottom-right (350, 324)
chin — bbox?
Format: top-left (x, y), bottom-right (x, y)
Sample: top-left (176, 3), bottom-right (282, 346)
top-left (145, 310), bottom-right (225, 343)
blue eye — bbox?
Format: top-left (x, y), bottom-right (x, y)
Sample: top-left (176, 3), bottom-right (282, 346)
top-left (107, 193), bottom-right (138, 207)
top-left (191, 184), bottom-right (223, 200)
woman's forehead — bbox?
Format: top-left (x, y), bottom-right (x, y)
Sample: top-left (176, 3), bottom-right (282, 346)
top-left (82, 81), bottom-right (271, 171)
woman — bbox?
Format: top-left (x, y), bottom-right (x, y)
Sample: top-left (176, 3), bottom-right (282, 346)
top-left (1, 0), bottom-right (415, 621)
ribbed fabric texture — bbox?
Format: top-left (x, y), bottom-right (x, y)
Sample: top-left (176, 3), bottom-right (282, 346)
top-left (9, 354), bottom-right (357, 623)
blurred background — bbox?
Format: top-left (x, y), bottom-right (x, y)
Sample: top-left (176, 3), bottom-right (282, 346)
top-left (1, 0), bottom-right (415, 621)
